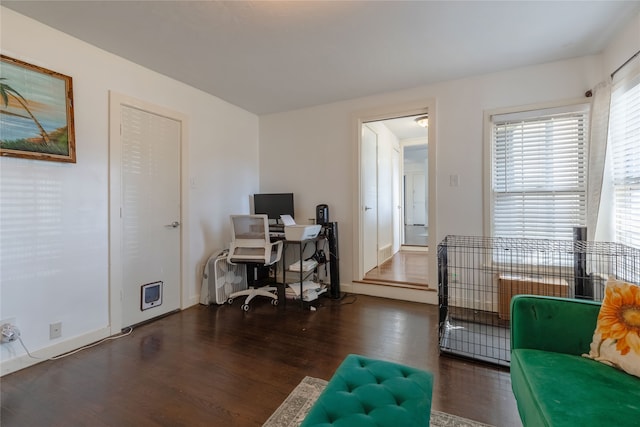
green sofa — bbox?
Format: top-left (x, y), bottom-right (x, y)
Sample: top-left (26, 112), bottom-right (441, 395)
top-left (510, 295), bottom-right (640, 426)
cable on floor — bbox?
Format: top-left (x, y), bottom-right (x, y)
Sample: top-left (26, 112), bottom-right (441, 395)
top-left (18, 327), bottom-right (134, 361)
top-left (338, 294), bottom-right (358, 305)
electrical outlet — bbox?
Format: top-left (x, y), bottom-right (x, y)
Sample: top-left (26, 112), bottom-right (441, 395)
top-left (50, 322), bottom-right (62, 339)
top-left (1, 319), bottom-right (19, 344)
top-left (0, 318), bottom-right (16, 330)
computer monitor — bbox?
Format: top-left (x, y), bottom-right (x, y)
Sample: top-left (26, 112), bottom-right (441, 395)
top-left (253, 193), bottom-right (294, 222)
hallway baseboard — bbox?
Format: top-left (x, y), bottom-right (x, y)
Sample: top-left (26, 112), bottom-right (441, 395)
top-left (401, 245), bottom-right (428, 252)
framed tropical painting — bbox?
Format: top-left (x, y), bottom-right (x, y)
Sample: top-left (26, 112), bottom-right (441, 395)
top-left (0, 55), bottom-right (76, 163)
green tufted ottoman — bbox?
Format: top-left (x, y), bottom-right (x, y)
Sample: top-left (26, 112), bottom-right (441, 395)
top-left (300, 354), bottom-right (433, 427)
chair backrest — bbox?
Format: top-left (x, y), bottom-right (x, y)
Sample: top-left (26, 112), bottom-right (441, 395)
top-left (228, 215), bottom-right (282, 265)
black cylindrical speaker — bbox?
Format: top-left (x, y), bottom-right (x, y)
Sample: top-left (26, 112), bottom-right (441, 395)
top-left (573, 226), bottom-right (592, 300)
top-left (326, 222), bottom-right (340, 299)
top-left (316, 204), bottom-right (329, 225)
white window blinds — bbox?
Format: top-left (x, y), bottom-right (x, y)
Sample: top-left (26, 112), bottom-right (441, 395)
top-left (491, 104), bottom-right (589, 240)
top-left (610, 73), bottom-right (640, 248)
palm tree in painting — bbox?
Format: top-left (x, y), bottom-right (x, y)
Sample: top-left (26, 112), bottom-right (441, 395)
top-left (0, 78), bottom-right (51, 144)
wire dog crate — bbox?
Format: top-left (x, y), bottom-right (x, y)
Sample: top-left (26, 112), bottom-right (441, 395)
top-left (437, 234), bottom-right (640, 366)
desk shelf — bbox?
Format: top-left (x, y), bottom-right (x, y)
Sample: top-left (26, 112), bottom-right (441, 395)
top-left (280, 238), bottom-right (324, 309)
top-left (274, 222), bottom-right (340, 309)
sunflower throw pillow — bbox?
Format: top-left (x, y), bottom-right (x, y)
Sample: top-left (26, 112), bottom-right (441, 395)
top-left (585, 278), bottom-right (640, 378)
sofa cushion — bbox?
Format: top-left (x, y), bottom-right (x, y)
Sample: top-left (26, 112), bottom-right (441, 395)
top-left (511, 348), bottom-right (640, 427)
top-left (585, 278), bottom-right (640, 378)
top-left (300, 354), bottom-right (433, 427)
top-left (510, 295), bottom-right (601, 356)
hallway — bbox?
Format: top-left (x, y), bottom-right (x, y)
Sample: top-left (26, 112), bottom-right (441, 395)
top-left (363, 250), bottom-right (429, 287)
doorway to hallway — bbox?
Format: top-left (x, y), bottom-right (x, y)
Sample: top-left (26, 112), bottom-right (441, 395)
top-left (359, 113), bottom-right (429, 287)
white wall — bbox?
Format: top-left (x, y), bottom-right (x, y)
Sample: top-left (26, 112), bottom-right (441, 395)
top-left (0, 8), bottom-right (259, 374)
top-left (602, 12), bottom-right (640, 77)
top-left (259, 54), bottom-right (604, 294)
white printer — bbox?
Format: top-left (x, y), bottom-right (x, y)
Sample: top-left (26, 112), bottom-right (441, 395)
top-left (281, 215), bottom-right (322, 241)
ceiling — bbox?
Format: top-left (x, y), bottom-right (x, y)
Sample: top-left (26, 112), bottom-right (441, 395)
top-left (3, 1), bottom-right (639, 116)
top-left (376, 115), bottom-right (429, 141)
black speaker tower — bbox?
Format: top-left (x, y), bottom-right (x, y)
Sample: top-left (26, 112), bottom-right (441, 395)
top-left (326, 222), bottom-right (341, 299)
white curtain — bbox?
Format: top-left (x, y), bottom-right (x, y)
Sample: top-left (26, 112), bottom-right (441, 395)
top-left (586, 79), bottom-right (612, 241)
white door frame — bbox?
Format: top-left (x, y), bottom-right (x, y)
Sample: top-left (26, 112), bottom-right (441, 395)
top-left (108, 91), bottom-right (190, 334)
top-left (352, 100), bottom-right (437, 287)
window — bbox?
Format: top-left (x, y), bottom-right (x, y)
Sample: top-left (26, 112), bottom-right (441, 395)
top-left (489, 103), bottom-right (589, 240)
top-left (610, 73), bottom-right (640, 248)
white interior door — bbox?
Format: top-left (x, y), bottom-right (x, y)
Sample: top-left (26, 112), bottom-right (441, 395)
top-left (120, 105), bottom-right (181, 327)
top-left (411, 173), bottom-right (426, 225)
top-left (362, 125), bottom-right (378, 274)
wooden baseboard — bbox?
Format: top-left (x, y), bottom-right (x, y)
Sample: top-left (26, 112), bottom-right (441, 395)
top-left (400, 245), bottom-right (429, 252)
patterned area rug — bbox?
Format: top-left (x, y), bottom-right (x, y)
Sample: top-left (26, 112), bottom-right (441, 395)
top-left (263, 376), bottom-right (494, 427)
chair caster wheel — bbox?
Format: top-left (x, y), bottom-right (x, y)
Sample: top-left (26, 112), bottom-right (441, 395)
top-left (227, 298), bottom-right (234, 305)
top-left (241, 304), bottom-right (250, 312)
top-left (271, 299), bottom-right (279, 306)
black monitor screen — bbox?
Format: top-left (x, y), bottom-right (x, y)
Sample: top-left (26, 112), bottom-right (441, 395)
top-left (253, 193), bottom-right (294, 221)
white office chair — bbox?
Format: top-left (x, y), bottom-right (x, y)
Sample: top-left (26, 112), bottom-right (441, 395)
top-left (226, 214), bottom-right (283, 311)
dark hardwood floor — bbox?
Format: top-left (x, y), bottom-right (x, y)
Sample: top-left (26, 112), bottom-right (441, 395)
top-left (0, 295), bottom-right (521, 427)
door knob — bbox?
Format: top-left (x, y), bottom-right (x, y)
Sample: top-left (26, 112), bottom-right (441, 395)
top-left (364, 206), bottom-right (373, 211)
top-left (165, 221), bottom-right (180, 228)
